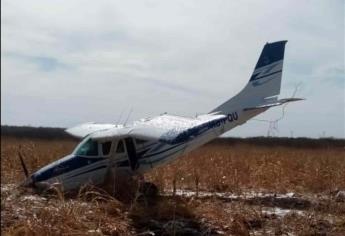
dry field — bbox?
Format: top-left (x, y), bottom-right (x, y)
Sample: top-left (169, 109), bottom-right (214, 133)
top-left (1, 136), bottom-right (345, 235)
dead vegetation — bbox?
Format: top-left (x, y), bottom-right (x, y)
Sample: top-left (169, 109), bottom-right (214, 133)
top-left (148, 142), bottom-right (345, 194)
top-left (1, 136), bottom-right (345, 235)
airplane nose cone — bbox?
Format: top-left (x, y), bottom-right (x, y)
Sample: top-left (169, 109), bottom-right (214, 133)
top-left (20, 176), bottom-right (34, 187)
top-left (20, 173), bottom-right (51, 190)
top-left (29, 154), bottom-right (75, 182)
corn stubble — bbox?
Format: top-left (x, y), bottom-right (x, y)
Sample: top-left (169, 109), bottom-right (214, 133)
top-left (1, 137), bottom-right (345, 235)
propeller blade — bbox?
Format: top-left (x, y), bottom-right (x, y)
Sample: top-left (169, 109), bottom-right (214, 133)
top-left (18, 151), bottom-right (29, 178)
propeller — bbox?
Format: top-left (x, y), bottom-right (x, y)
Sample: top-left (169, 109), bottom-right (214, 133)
top-left (18, 151), bottom-right (29, 178)
top-left (17, 147), bottom-right (51, 190)
top-left (17, 147), bottom-right (35, 188)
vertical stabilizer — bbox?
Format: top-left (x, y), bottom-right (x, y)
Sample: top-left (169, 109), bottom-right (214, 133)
top-left (212, 41), bottom-right (287, 114)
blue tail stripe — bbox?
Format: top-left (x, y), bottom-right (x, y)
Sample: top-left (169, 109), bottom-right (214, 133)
top-left (250, 70), bottom-right (282, 82)
top-left (253, 41), bottom-right (287, 71)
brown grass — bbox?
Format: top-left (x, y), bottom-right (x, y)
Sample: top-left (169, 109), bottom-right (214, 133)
top-left (2, 185), bottom-right (132, 235)
top-left (147, 143), bottom-right (345, 194)
top-left (1, 136), bottom-right (345, 235)
top-left (1, 137), bottom-right (76, 184)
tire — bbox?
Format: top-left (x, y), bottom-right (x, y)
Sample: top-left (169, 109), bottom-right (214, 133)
top-left (140, 182), bottom-right (158, 198)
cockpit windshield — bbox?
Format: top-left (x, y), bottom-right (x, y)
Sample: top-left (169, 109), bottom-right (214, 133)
top-left (74, 138), bottom-right (99, 156)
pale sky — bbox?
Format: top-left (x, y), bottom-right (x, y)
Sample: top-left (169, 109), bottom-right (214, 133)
top-left (1, 0), bottom-right (344, 138)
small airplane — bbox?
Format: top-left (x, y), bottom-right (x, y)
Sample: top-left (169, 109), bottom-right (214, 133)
top-left (20, 41), bottom-right (303, 193)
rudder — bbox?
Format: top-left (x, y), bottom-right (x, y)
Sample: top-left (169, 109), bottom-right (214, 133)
top-left (249, 40), bottom-right (287, 97)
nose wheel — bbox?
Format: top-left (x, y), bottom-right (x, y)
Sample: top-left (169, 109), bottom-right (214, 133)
top-left (136, 175), bottom-right (159, 203)
top-left (103, 169), bottom-right (159, 203)
top-left (139, 182), bottom-right (159, 198)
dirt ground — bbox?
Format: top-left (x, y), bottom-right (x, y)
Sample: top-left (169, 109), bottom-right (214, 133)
top-left (2, 184), bottom-right (345, 235)
top-left (1, 137), bottom-right (345, 235)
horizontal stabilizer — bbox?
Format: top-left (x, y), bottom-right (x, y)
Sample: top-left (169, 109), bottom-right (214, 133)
top-left (243, 98), bottom-right (304, 111)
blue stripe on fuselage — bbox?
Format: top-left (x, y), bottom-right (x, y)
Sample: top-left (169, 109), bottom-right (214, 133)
top-left (159, 115), bottom-right (236, 145)
top-left (66, 165), bottom-right (108, 179)
top-left (33, 155), bottom-right (106, 182)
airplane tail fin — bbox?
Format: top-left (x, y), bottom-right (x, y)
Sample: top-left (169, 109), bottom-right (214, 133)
top-left (211, 41), bottom-right (301, 114)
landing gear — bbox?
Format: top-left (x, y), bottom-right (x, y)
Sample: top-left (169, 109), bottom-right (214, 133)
top-left (103, 170), bottom-right (159, 203)
top-left (139, 182), bottom-right (159, 199)
top-left (136, 175), bottom-right (159, 203)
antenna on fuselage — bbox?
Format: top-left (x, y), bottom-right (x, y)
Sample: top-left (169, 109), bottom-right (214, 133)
top-left (123, 107), bottom-right (133, 127)
top-left (116, 108), bottom-right (125, 125)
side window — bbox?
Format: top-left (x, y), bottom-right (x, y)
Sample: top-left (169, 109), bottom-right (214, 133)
top-left (102, 141), bottom-right (112, 156)
top-left (116, 140), bottom-right (125, 153)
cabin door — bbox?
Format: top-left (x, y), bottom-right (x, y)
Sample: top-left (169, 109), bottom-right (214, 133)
top-left (124, 138), bottom-right (138, 170)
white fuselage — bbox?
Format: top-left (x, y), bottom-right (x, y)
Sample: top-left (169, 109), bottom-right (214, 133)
top-left (32, 108), bottom-right (264, 191)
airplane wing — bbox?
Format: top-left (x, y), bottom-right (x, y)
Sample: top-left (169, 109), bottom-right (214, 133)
top-left (65, 122), bottom-right (121, 138)
top-left (130, 114), bottom-right (227, 144)
top-left (88, 114), bottom-right (227, 144)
